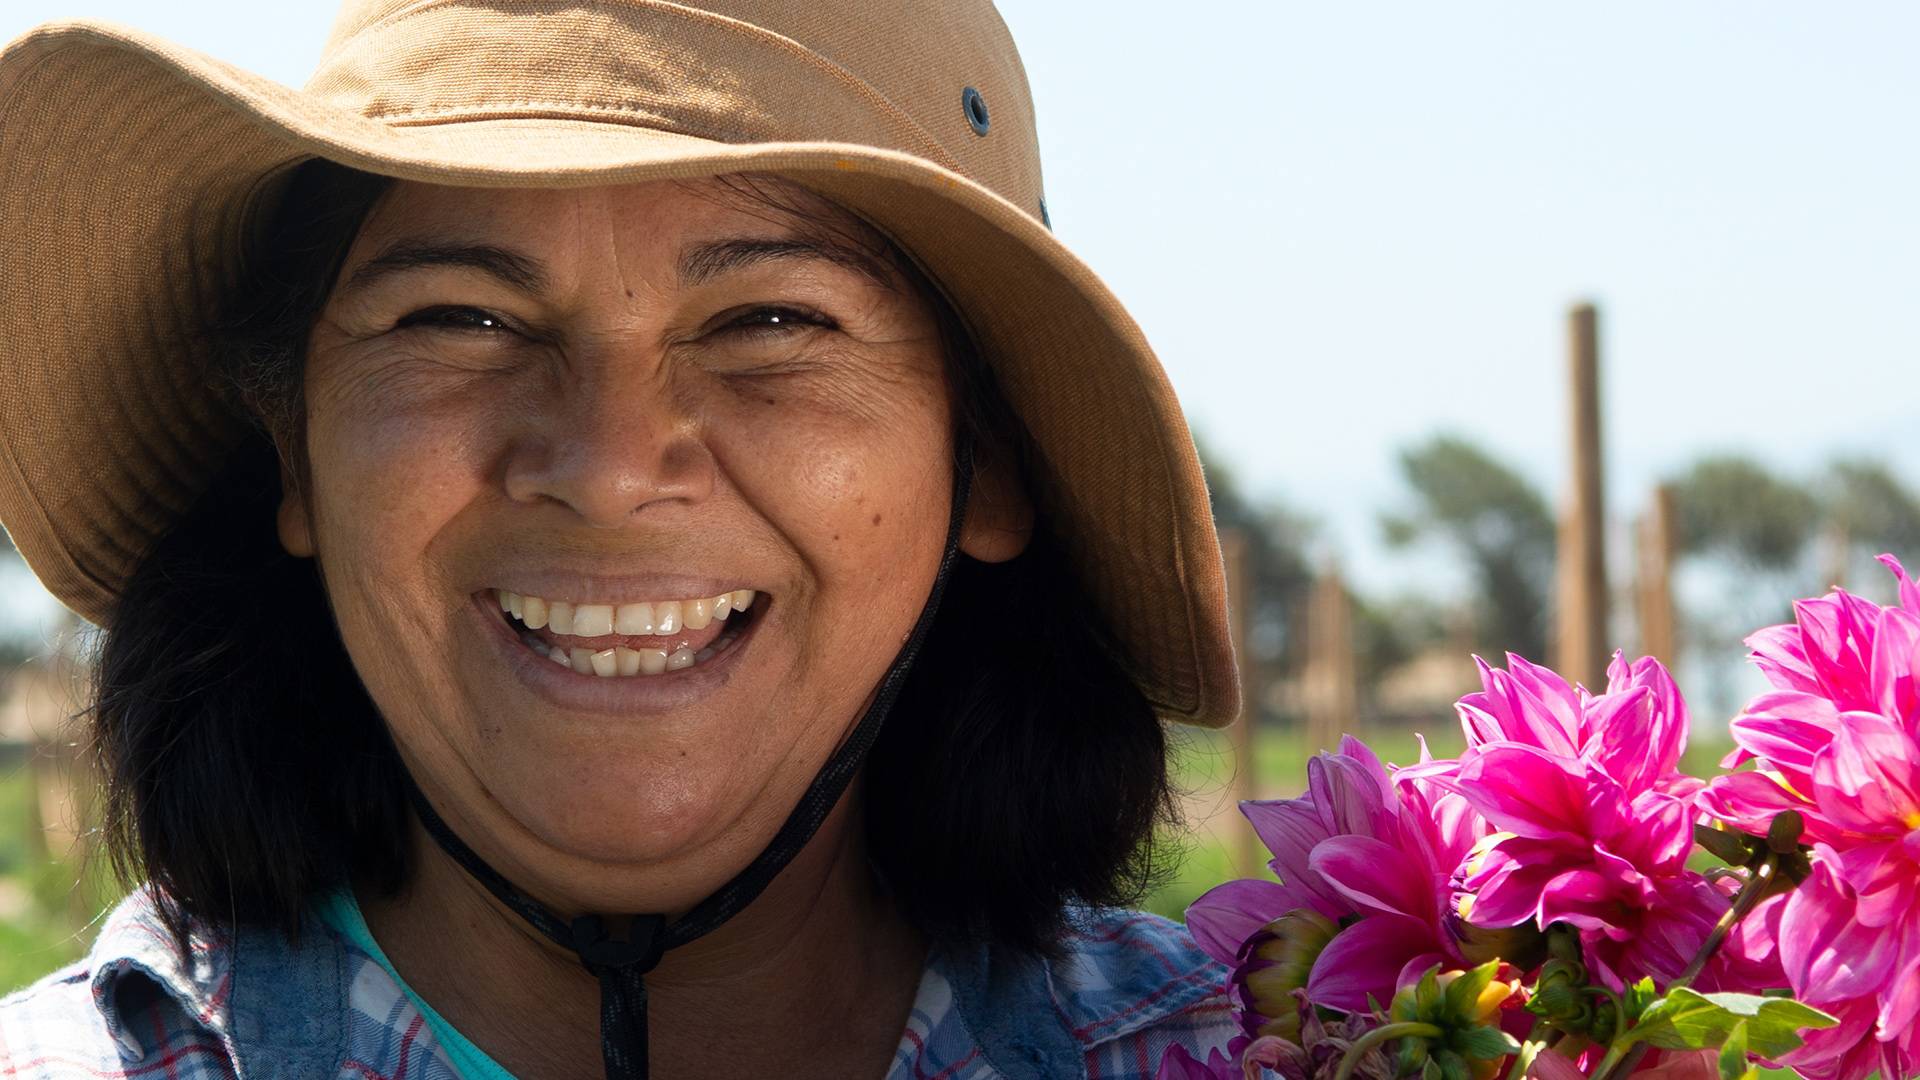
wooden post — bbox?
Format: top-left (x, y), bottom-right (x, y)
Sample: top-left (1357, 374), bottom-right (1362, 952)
top-left (1636, 484), bottom-right (1678, 665)
top-left (1820, 521), bottom-right (1851, 592)
top-left (1303, 564), bottom-right (1356, 755)
top-left (1554, 302), bottom-right (1610, 687)
top-left (1219, 528), bottom-right (1261, 876)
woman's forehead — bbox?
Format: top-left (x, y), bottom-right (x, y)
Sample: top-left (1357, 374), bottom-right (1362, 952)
top-left (344, 173), bottom-right (904, 293)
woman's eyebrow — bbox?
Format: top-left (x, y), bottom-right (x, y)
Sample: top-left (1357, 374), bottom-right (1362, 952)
top-left (678, 237), bottom-right (894, 290)
top-left (340, 240), bottom-right (550, 298)
top-left (335, 235), bottom-right (892, 299)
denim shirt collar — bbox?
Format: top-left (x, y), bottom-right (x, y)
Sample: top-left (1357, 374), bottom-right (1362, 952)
top-left (84, 891), bottom-right (1219, 1080)
top-left (85, 888), bottom-right (347, 1078)
top-left (900, 908), bottom-right (1227, 1080)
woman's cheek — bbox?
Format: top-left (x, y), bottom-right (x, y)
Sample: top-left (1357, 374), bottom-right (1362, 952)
top-left (303, 387), bottom-right (496, 686)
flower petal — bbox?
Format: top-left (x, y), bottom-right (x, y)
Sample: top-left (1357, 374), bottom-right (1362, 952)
top-left (1609, 789), bottom-right (1694, 875)
top-left (1877, 948), bottom-right (1920, 1042)
top-left (1699, 769), bottom-right (1818, 839)
top-left (1240, 798), bottom-right (1344, 917)
top-left (1880, 553), bottom-right (1920, 617)
top-left (1459, 841), bottom-right (1564, 928)
top-left (1726, 690), bottom-right (1841, 790)
top-left (1810, 711), bottom-right (1920, 836)
top-left (1303, 915), bottom-right (1437, 1012)
top-left (1501, 653), bottom-right (1585, 754)
top-left (1185, 879), bottom-right (1297, 968)
top-left (1535, 868), bottom-right (1624, 934)
top-left (1525, 1051), bottom-right (1589, 1080)
top-left (1780, 861), bottom-right (1897, 1001)
top-left (1306, 751), bottom-right (1392, 839)
top-left (1309, 835), bottom-right (1429, 919)
top-left (1796, 591), bottom-right (1880, 713)
top-left (1871, 606), bottom-right (1920, 726)
top-left (1455, 744), bottom-right (1590, 841)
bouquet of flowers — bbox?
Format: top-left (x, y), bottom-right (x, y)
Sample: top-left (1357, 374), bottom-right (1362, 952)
top-left (1161, 555), bottom-right (1920, 1080)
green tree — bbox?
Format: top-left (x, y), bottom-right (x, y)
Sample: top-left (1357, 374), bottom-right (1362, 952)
top-left (1664, 454), bottom-right (1829, 716)
top-left (1826, 458), bottom-right (1920, 573)
top-left (1199, 440), bottom-right (1316, 680)
top-left (1380, 435), bottom-right (1555, 660)
top-left (1668, 455), bottom-right (1819, 572)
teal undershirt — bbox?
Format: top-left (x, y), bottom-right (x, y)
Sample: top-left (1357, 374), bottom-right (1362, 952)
top-left (311, 888), bottom-right (520, 1080)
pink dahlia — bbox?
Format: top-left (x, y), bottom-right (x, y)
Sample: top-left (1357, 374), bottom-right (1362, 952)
top-left (1698, 555), bottom-right (1920, 1080)
top-left (1422, 653), bottom-right (1776, 991)
top-left (1186, 737), bottom-right (1486, 1017)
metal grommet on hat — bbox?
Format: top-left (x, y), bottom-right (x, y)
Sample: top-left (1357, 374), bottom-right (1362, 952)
top-left (962, 86), bottom-right (990, 135)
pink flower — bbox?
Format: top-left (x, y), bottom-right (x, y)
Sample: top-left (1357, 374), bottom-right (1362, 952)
top-left (1451, 651), bottom-right (1699, 801)
top-left (1186, 737), bottom-right (1486, 1017)
top-left (1698, 555), bottom-right (1920, 1080)
top-left (1155, 1038), bottom-right (1244, 1080)
top-left (1154, 1035), bottom-right (1308, 1080)
top-left (1424, 653), bottom-right (1775, 991)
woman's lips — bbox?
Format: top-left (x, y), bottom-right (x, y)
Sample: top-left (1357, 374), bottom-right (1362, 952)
top-left (471, 586), bottom-right (765, 717)
top-left (492, 587), bottom-right (760, 677)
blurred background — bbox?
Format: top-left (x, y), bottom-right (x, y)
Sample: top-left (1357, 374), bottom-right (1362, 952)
top-left (2, 1), bottom-right (1917, 990)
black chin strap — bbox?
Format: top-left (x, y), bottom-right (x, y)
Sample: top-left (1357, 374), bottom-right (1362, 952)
top-left (403, 439), bottom-right (973, 1080)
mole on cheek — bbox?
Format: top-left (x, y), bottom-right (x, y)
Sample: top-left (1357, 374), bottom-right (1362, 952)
top-left (871, 514), bottom-right (882, 526)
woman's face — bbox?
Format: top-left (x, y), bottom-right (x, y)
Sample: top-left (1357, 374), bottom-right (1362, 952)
top-left (284, 176), bottom-right (1012, 909)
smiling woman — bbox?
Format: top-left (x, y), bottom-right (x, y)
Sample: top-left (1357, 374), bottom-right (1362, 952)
top-left (0, 2), bottom-right (1239, 1079)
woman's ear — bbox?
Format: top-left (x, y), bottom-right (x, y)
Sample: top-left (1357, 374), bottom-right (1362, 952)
top-left (276, 463), bottom-right (315, 558)
top-left (958, 449), bottom-right (1033, 564)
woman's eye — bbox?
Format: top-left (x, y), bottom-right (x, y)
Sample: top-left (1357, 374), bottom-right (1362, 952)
top-left (717, 305), bottom-right (835, 337)
top-left (394, 305), bottom-right (513, 334)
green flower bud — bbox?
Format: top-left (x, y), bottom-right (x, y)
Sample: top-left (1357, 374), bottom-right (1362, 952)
top-left (1236, 908), bottom-right (1338, 1042)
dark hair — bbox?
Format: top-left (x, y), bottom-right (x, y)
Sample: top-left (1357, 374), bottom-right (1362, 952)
top-left (93, 159), bottom-right (1176, 954)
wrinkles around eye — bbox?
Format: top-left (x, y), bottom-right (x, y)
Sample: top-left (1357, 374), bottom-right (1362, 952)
top-left (387, 302), bottom-right (841, 343)
top-left (394, 305), bottom-right (519, 335)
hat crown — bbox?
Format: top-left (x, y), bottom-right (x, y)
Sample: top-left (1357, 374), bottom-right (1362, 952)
top-left (307, 0), bottom-right (1045, 222)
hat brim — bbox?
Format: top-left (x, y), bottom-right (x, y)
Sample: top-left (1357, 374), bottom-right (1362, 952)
top-left (0, 20), bottom-right (1238, 728)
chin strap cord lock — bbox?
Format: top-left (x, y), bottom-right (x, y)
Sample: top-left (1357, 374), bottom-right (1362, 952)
top-left (571, 915), bottom-right (668, 1079)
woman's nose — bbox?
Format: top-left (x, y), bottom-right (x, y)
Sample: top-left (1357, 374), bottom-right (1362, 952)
top-left (500, 363), bottom-right (715, 526)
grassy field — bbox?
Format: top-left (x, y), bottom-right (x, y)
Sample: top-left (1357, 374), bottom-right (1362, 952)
top-left (0, 724), bottom-right (1744, 994)
top-left (0, 763), bottom-right (109, 993)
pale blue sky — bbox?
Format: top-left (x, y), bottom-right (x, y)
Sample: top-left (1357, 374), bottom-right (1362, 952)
top-left (2, 1), bottom-right (1915, 628)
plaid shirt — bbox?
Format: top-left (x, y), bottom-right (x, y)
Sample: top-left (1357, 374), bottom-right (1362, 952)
top-left (0, 889), bottom-right (1236, 1078)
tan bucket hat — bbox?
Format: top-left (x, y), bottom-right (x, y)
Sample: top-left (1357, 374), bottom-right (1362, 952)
top-left (0, 0), bottom-right (1238, 728)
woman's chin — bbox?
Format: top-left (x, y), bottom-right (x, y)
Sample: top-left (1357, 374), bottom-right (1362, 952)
top-left (477, 761), bottom-right (761, 879)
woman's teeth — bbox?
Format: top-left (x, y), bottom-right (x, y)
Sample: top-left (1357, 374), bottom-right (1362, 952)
top-left (495, 588), bottom-right (756, 678)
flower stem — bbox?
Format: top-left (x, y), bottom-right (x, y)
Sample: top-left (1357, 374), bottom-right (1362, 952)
top-left (1332, 1022), bottom-right (1443, 1080)
top-left (1502, 1036), bottom-right (1547, 1080)
top-left (1675, 858), bottom-right (1775, 986)
top-left (1592, 1043), bottom-right (1631, 1080)
top-left (1590, 856), bottom-right (1781, 1080)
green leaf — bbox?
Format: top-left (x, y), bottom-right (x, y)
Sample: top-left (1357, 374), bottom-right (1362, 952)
top-left (1718, 1020), bottom-right (1756, 1080)
top-left (1694, 823), bottom-right (1758, 866)
top-left (1443, 961), bottom-right (1500, 1021)
top-left (1626, 988), bottom-right (1839, 1055)
top-left (1526, 976), bottom-right (1580, 1020)
top-left (1421, 1057), bottom-right (1444, 1080)
top-left (1454, 1025), bottom-right (1522, 1061)
top-left (1414, 964), bottom-right (1444, 1018)
top-left (1624, 976), bottom-right (1660, 1021)
top-left (1766, 811), bottom-right (1805, 853)
top-left (1399, 1037), bottom-right (1430, 1074)
top-left (1433, 1049), bottom-right (1470, 1080)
